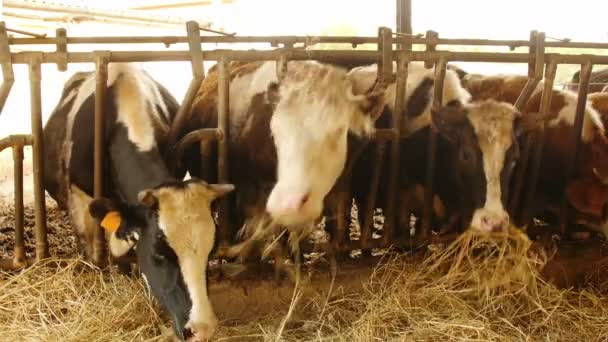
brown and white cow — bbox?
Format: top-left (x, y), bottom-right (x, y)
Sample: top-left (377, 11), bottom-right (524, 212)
top-left (179, 61), bottom-right (385, 239)
top-left (43, 64), bottom-right (233, 341)
top-left (458, 71), bottom-right (607, 236)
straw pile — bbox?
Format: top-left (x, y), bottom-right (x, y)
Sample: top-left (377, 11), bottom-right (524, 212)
top-left (0, 227), bottom-right (607, 341)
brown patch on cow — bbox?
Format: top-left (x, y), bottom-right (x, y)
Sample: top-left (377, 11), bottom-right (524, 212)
top-left (566, 178), bottom-right (608, 217)
top-left (187, 61), bottom-right (265, 134)
top-left (463, 74), bottom-right (529, 103)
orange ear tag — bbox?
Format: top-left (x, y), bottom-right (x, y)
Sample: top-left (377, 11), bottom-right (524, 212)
top-left (100, 211), bottom-right (122, 233)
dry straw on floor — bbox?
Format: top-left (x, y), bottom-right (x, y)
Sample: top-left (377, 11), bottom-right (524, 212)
top-left (0, 228), bottom-right (607, 341)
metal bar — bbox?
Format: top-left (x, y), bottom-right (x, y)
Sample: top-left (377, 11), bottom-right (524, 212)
top-left (6, 27), bottom-right (46, 38)
top-left (396, 0), bottom-right (412, 50)
top-left (378, 27), bottom-right (394, 84)
top-left (217, 57), bottom-right (231, 245)
top-left (508, 31), bottom-right (544, 219)
top-left (0, 134), bottom-right (33, 152)
top-left (55, 28), bottom-right (68, 72)
top-left (8, 34), bottom-right (608, 50)
top-left (175, 128), bottom-right (222, 167)
top-left (0, 258), bottom-right (35, 270)
top-left (28, 55), bottom-right (49, 261)
top-left (167, 21), bottom-right (205, 147)
top-left (558, 62), bottom-right (593, 235)
top-left (520, 61), bottom-right (558, 227)
top-left (424, 31), bottom-right (438, 69)
top-left (13, 145), bottom-right (26, 267)
top-left (360, 142), bottom-right (386, 250)
top-left (5, 50), bottom-right (608, 65)
top-left (421, 57), bottom-right (447, 241)
top-left (3, 0), bottom-right (210, 28)
top-left (382, 53), bottom-right (409, 247)
top-left (93, 53), bottom-right (109, 267)
top-left (0, 23), bottom-right (15, 116)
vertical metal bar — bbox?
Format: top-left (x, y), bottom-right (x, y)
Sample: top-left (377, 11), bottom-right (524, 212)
top-left (421, 57), bottom-right (447, 241)
top-left (396, 0), bottom-right (412, 50)
top-left (217, 57), bottom-right (231, 245)
top-left (361, 142), bottom-right (386, 250)
top-left (0, 22), bottom-right (15, 116)
top-left (559, 62), bottom-right (593, 235)
top-left (12, 145), bottom-right (26, 266)
top-left (382, 53), bottom-right (409, 247)
top-left (93, 54), bottom-right (109, 267)
top-left (55, 28), bottom-right (68, 72)
top-left (168, 21), bottom-right (205, 146)
top-left (28, 55), bottom-right (49, 261)
top-left (508, 31), bottom-right (544, 221)
top-left (424, 31), bottom-right (438, 69)
top-left (521, 61), bottom-right (558, 227)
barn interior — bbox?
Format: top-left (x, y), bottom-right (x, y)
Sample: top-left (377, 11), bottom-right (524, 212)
top-left (0, 0), bottom-right (607, 341)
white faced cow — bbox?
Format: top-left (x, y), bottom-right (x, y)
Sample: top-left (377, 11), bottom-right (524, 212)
top-left (43, 63), bottom-right (233, 341)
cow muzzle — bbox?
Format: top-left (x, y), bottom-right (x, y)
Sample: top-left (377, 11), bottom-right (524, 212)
top-left (266, 186), bottom-right (317, 225)
top-left (182, 317), bottom-right (217, 342)
top-left (471, 209), bottom-right (510, 233)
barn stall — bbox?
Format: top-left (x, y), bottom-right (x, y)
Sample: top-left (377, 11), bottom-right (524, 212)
top-left (0, 0), bottom-right (607, 340)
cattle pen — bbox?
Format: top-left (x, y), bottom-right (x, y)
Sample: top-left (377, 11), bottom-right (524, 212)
top-left (0, 0), bottom-right (608, 340)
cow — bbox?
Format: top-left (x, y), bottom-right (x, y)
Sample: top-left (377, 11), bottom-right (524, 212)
top-left (176, 60), bottom-right (384, 255)
top-left (345, 62), bottom-right (475, 237)
top-left (567, 67), bottom-right (608, 94)
top-left (43, 63), bottom-right (234, 341)
top-left (565, 92), bottom-right (608, 238)
top-left (457, 70), bottom-right (608, 238)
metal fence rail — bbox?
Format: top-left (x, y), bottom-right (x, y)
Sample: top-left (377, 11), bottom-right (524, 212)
top-left (0, 19), bottom-right (606, 269)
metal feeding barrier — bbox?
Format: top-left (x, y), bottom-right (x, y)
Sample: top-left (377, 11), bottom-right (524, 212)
top-left (0, 7), bottom-right (607, 270)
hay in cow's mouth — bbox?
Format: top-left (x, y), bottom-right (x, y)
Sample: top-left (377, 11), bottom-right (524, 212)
top-left (0, 228), bottom-right (607, 341)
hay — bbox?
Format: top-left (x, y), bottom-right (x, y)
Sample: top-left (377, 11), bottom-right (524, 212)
top-left (0, 229), bottom-right (607, 341)
top-left (0, 258), bottom-right (168, 342)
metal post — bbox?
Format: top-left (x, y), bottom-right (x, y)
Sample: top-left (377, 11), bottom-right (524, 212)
top-left (558, 61), bottom-right (593, 235)
top-left (12, 145), bottom-right (25, 266)
top-left (93, 54), bottom-right (109, 267)
top-left (508, 31), bottom-right (544, 221)
top-left (55, 28), bottom-right (68, 72)
top-left (521, 61), bottom-right (558, 227)
top-left (396, 0), bottom-right (412, 50)
top-left (217, 57), bottom-right (231, 245)
top-left (382, 53), bottom-right (409, 247)
top-left (167, 21), bottom-right (205, 147)
top-left (28, 55), bottom-right (49, 261)
top-left (421, 57), bottom-right (447, 241)
top-left (0, 22), bottom-right (15, 116)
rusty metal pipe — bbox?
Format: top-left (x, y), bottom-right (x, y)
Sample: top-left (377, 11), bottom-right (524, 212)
top-left (12, 145), bottom-right (26, 267)
top-left (0, 134), bottom-right (32, 152)
top-left (396, 0), bottom-right (412, 50)
top-left (217, 57), bottom-right (232, 245)
top-left (168, 21), bottom-right (204, 147)
top-left (0, 23), bottom-right (15, 116)
top-left (558, 62), bottom-right (593, 235)
top-left (174, 128), bottom-right (221, 167)
top-left (360, 142), bottom-right (386, 250)
top-left (421, 57), bottom-right (447, 241)
top-left (520, 61), bottom-right (558, 226)
top-left (382, 54), bottom-right (409, 247)
top-left (28, 55), bottom-right (48, 261)
top-left (93, 55), bottom-right (109, 267)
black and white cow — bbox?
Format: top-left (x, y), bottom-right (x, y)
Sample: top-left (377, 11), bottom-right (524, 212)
top-left (43, 63), bottom-right (233, 341)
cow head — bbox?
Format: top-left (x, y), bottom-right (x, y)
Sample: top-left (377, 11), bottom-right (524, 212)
top-left (88, 179), bottom-right (234, 342)
top-left (431, 99), bottom-right (538, 232)
top-left (265, 62), bottom-right (385, 226)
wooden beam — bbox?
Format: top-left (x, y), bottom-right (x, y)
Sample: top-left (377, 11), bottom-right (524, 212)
top-left (131, 0), bottom-right (235, 11)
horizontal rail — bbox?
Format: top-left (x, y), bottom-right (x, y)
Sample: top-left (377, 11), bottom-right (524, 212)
top-left (4, 50), bottom-right (608, 65)
top-left (0, 134), bottom-right (33, 152)
top-left (7, 35), bottom-right (608, 50)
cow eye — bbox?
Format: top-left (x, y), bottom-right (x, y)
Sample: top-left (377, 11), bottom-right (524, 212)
top-left (152, 253), bottom-right (166, 264)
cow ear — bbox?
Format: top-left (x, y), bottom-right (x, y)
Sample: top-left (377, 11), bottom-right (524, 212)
top-left (431, 101), bottom-right (467, 143)
top-left (207, 183), bottom-right (235, 200)
top-left (89, 198), bottom-right (115, 221)
top-left (361, 90), bottom-right (386, 121)
top-left (137, 189), bottom-right (158, 208)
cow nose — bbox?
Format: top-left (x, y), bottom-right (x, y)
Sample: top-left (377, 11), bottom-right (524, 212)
top-left (481, 214), bottom-right (508, 233)
top-left (267, 191), bottom-right (310, 216)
